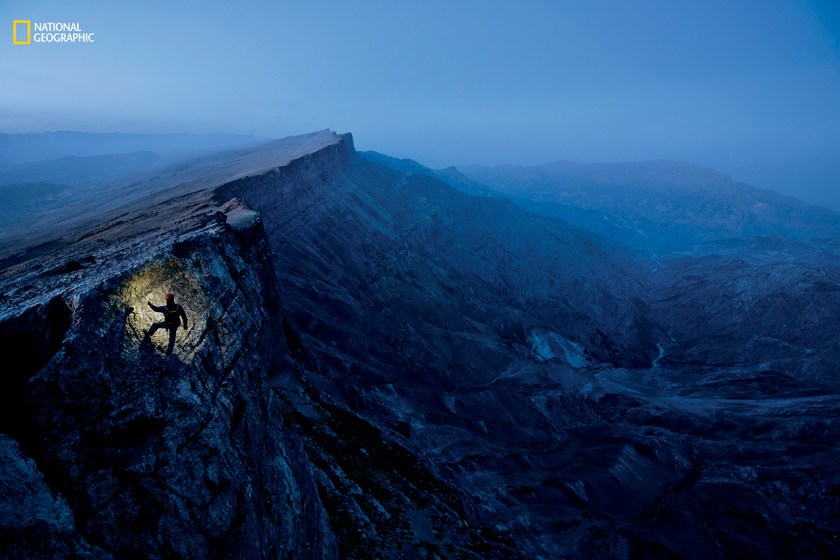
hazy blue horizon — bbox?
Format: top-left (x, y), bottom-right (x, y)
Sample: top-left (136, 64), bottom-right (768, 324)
top-left (2, 1), bottom-right (839, 208)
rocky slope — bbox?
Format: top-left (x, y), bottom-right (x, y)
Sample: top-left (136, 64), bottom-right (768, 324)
top-left (650, 237), bottom-right (840, 377)
top-left (1, 131), bottom-right (838, 558)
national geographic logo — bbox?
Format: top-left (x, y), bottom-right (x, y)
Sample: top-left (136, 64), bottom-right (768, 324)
top-left (12, 20), bottom-right (95, 44)
top-left (12, 20), bottom-right (29, 44)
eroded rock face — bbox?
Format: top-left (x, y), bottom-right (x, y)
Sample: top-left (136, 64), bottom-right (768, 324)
top-left (649, 240), bottom-right (840, 377)
top-left (0, 434), bottom-right (106, 558)
top-left (0, 190), bottom-right (337, 557)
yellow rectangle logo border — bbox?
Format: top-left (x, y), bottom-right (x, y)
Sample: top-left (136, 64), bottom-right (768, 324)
top-left (13, 20), bottom-right (31, 44)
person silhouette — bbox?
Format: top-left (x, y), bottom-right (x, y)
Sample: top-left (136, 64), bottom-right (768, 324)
top-left (143, 293), bottom-right (188, 355)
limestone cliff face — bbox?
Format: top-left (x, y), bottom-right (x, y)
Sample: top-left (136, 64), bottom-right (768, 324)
top-left (0, 192), bottom-right (337, 557)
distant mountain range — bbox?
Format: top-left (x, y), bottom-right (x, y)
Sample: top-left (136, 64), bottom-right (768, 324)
top-left (363, 152), bottom-right (840, 254)
top-left (0, 131), bottom-right (265, 164)
top-left (462, 160), bottom-right (840, 253)
top-left (6, 135), bottom-right (836, 258)
top-left (0, 132), bottom-right (267, 247)
top-left (0, 151), bottom-right (164, 188)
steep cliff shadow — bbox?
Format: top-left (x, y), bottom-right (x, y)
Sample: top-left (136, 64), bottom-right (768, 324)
top-left (0, 296), bottom-right (72, 443)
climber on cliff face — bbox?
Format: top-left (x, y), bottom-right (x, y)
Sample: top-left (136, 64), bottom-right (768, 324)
top-left (143, 293), bottom-right (188, 355)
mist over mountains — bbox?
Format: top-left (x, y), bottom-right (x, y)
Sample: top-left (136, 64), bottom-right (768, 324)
top-left (0, 132), bottom-right (264, 165)
top-left (0, 133), bottom-right (273, 261)
top-left (0, 131), bottom-right (838, 558)
top-left (463, 160), bottom-right (840, 252)
top-left (364, 151), bottom-right (840, 255)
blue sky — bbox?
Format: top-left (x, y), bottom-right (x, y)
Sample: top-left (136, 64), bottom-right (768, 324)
top-left (2, 1), bottom-right (839, 207)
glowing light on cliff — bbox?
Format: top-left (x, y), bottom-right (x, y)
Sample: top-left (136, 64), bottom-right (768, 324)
top-left (119, 259), bottom-right (207, 358)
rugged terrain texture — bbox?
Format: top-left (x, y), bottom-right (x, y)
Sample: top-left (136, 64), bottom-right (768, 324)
top-left (1, 131), bottom-right (838, 558)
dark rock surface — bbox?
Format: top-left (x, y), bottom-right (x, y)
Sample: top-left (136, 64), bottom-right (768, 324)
top-left (0, 434), bottom-right (106, 558)
top-left (1, 185), bottom-right (338, 557)
top-left (650, 238), bottom-right (840, 378)
top-left (1, 130), bottom-right (838, 558)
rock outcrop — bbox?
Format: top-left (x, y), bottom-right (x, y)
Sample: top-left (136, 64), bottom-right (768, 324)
top-left (0, 174), bottom-right (337, 557)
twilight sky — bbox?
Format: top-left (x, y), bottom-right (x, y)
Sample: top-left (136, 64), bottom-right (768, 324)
top-left (2, 1), bottom-right (839, 207)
